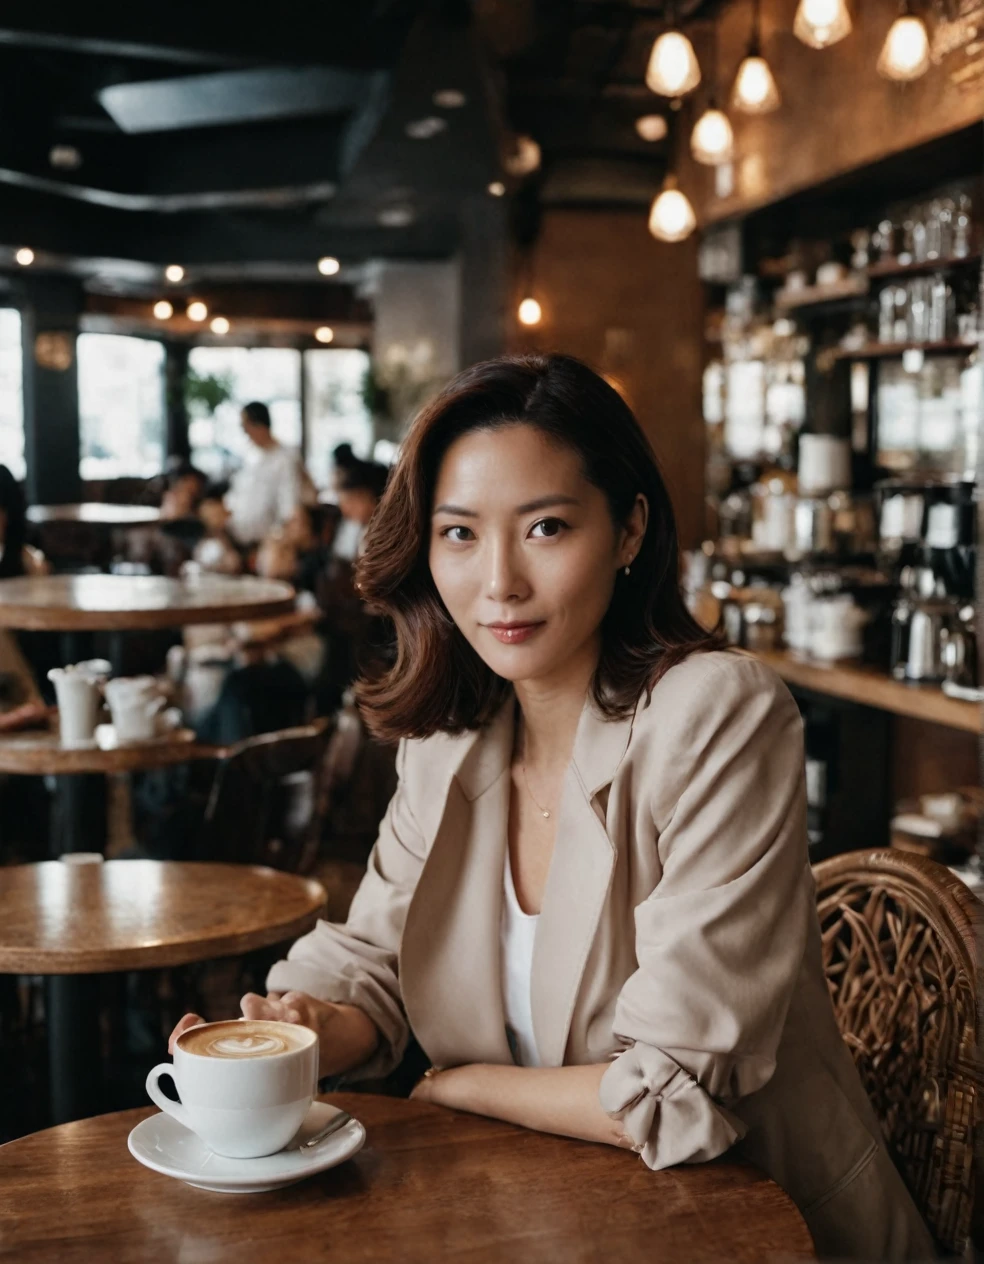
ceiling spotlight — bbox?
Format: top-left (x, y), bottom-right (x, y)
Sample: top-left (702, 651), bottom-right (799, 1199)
top-left (405, 116), bottom-right (448, 140)
top-left (793, 0), bottom-right (852, 49)
top-left (317, 256), bottom-right (340, 276)
top-left (378, 206), bottom-right (415, 228)
top-left (878, 11), bottom-right (931, 81)
top-left (648, 175), bottom-right (696, 243)
top-left (690, 106), bottom-right (735, 166)
top-left (487, 180), bottom-right (506, 197)
top-left (635, 114), bottom-right (669, 142)
top-left (504, 134), bottom-right (542, 178)
top-left (165, 264), bottom-right (185, 283)
top-left (315, 326), bottom-right (334, 344)
top-left (645, 30), bottom-right (701, 98)
top-left (15, 248), bottom-right (34, 266)
top-left (153, 300), bottom-right (173, 320)
top-left (517, 297), bottom-right (542, 326)
top-left (187, 301), bottom-right (208, 322)
top-left (433, 88), bottom-right (467, 108)
top-left (49, 144), bottom-right (82, 170)
top-left (210, 316), bottom-right (230, 334)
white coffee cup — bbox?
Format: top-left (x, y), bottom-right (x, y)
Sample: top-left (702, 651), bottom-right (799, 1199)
top-left (104, 675), bottom-right (179, 742)
top-left (48, 660), bottom-right (110, 747)
top-left (145, 1019), bottom-right (319, 1159)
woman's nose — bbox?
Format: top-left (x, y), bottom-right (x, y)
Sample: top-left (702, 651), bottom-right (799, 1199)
top-left (486, 540), bottom-right (529, 602)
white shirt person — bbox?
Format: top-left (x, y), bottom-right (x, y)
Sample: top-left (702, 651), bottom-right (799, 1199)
top-left (225, 402), bottom-right (316, 546)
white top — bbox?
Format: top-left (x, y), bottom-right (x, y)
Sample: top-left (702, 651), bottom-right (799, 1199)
top-left (501, 849), bottom-right (541, 1067)
top-left (225, 444), bottom-right (313, 545)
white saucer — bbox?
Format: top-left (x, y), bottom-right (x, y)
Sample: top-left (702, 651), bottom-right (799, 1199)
top-left (127, 1101), bottom-right (365, 1193)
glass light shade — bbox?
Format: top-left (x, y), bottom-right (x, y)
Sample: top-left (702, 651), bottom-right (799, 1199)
top-left (645, 30), bottom-right (701, 98)
top-left (878, 15), bottom-right (930, 80)
top-left (517, 297), bottom-right (542, 326)
top-left (690, 107), bottom-right (735, 166)
top-left (635, 114), bottom-right (668, 142)
top-left (731, 54), bottom-right (781, 113)
top-left (793, 0), bottom-right (852, 49)
top-left (648, 179), bottom-right (696, 243)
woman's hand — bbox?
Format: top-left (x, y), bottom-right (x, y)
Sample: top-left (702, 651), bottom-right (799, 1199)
top-left (167, 992), bottom-right (380, 1079)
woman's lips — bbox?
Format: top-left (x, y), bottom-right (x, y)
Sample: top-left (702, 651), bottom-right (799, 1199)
top-left (484, 622), bottom-right (545, 645)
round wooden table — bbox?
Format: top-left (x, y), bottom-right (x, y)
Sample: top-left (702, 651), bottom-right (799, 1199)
top-left (0, 1094), bottom-right (814, 1262)
top-left (26, 503), bottom-right (161, 527)
top-left (0, 573), bottom-right (295, 631)
top-left (0, 860), bottom-right (326, 1125)
top-left (0, 727), bottom-right (223, 776)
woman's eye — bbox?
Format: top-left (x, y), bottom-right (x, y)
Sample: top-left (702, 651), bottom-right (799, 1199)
top-left (529, 517), bottom-right (567, 539)
top-left (441, 525), bottom-right (475, 543)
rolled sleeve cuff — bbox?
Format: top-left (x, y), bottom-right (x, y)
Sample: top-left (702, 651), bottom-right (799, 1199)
top-left (599, 1044), bottom-right (747, 1169)
top-left (265, 958), bottom-right (409, 1083)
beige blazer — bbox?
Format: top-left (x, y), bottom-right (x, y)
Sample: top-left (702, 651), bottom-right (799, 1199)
top-left (269, 651), bottom-right (934, 1261)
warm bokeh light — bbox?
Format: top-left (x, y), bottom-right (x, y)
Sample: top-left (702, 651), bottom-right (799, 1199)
top-left (318, 256), bottom-right (340, 276)
top-left (517, 297), bottom-right (542, 326)
top-left (635, 114), bottom-right (668, 142)
top-left (15, 248), bottom-right (34, 266)
top-left (504, 135), bottom-right (541, 177)
top-left (315, 326), bottom-right (334, 343)
top-left (645, 30), bottom-right (701, 98)
top-left (210, 316), bottom-right (230, 334)
top-left (690, 107), bottom-right (735, 166)
top-left (487, 181), bottom-right (506, 197)
top-left (153, 301), bottom-right (173, 320)
top-left (187, 301), bottom-right (208, 322)
top-left (164, 264), bottom-right (185, 282)
top-left (648, 179), bottom-right (697, 243)
top-left (732, 55), bottom-right (781, 113)
top-left (793, 0), bottom-right (852, 49)
top-left (878, 14), bottom-right (930, 81)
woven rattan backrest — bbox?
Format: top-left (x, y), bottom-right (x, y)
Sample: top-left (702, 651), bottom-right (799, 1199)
top-left (813, 850), bottom-right (982, 1254)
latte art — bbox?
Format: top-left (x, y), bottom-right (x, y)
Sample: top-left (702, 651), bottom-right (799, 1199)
top-left (179, 1019), bottom-right (313, 1060)
top-left (207, 1033), bottom-right (289, 1058)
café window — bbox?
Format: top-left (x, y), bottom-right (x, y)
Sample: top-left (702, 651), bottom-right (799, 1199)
top-left (77, 333), bottom-right (166, 481)
top-left (0, 309), bottom-right (24, 480)
top-left (303, 348), bottom-right (373, 487)
top-left (188, 346), bottom-right (302, 480)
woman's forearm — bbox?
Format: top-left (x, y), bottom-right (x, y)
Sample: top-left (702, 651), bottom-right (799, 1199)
top-left (419, 1062), bottom-right (633, 1151)
top-left (319, 1002), bottom-right (380, 1077)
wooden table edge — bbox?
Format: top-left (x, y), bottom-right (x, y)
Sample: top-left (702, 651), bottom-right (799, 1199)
top-left (0, 737), bottom-right (227, 775)
top-left (0, 899), bottom-right (325, 975)
top-left (0, 595), bottom-right (296, 632)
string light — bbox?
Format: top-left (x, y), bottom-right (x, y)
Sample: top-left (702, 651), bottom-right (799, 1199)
top-left (164, 264), bottom-right (185, 282)
top-left (15, 248), bottom-right (34, 266)
top-left (187, 301), bottom-right (208, 322)
top-left (793, 0), bottom-right (852, 49)
top-left (153, 301), bottom-right (173, 320)
top-left (315, 326), bottom-right (334, 343)
top-left (317, 256), bottom-right (340, 276)
top-left (878, 10), bottom-right (931, 81)
top-left (517, 297), bottom-right (542, 326)
top-left (210, 316), bottom-right (230, 334)
top-left (648, 176), bottom-right (696, 243)
top-left (645, 29), bottom-right (701, 98)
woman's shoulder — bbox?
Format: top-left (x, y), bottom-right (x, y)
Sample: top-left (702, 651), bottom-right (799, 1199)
top-left (630, 649), bottom-right (799, 747)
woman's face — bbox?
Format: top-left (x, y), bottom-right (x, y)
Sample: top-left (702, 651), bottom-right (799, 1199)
top-left (429, 424), bottom-right (646, 690)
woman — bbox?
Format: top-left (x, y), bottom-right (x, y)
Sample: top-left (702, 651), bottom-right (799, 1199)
top-left (172, 356), bottom-right (931, 1260)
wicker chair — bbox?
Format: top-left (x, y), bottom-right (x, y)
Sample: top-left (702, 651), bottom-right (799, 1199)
top-left (812, 849), bottom-right (983, 1255)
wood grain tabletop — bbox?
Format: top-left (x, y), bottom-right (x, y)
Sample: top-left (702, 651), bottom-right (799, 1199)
top-left (0, 727), bottom-right (223, 775)
top-left (26, 503), bottom-right (161, 527)
top-left (0, 860), bottom-right (326, 973)
top-left (0, 573), bottom-right (295, 631)
top-left (0, 1093), bottom-right (815, 1263)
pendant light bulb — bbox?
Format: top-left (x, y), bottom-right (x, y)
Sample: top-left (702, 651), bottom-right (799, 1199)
top-left (646, 30), bottom-right (701, 98)
top-left (648, 176), bottom-right (696, 243)
top-left (518, 297), bottom-right (542, 326)
top-left (732, 54), bottom-right (781, 113)
top-left (793, 0), bottom-right (852, 49)
top-left (878, 13), bottom-right (931, 81)
top-left (690, 106), bottom-right (734, 166)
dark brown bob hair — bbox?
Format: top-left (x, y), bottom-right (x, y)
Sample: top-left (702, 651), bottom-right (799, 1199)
top-left (355, 353), bottom-right (721, 741)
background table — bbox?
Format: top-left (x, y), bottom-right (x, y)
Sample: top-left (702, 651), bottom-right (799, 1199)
top-left (26, 504), bottom-right (161, 527)
top-left (0, 860), bottom-right (326, 1124)
top-left (0, 573), bottom-right (295, 632)
top-left (0, 1093), bottom-right (814, 1262)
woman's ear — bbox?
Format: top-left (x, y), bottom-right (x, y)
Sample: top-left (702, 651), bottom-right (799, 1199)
top-left (619, 494), bottom-right (648, 568)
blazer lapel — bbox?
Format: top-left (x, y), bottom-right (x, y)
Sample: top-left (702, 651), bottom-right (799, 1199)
top-left (531, 696), bottom-right (635, 1067)
top-left (400, 698), bottom-right (515, 1068)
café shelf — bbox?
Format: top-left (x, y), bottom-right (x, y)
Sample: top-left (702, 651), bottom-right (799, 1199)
top-left (750, 648), bottom-right (980, 734)
top-left (828, 338), bottom-right (978, 361)
top-left (865, 253), bottom-right (982, 280)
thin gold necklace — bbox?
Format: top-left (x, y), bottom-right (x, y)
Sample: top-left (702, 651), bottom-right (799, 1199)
top-left (521, 761), bottom-right (552, 820)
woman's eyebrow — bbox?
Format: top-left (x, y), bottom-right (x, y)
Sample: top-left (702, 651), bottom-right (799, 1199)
top-left (432, 494), bottom-right (581, 518)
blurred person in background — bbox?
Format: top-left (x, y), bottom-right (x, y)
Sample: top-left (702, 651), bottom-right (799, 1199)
top-left (225, 401), bottom-right (316, 546)
top-left (333, 459), bottom-right (389, 560)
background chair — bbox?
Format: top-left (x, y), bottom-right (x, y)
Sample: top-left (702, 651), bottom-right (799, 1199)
top-left (813, 849), bottom-right (983, 1255)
